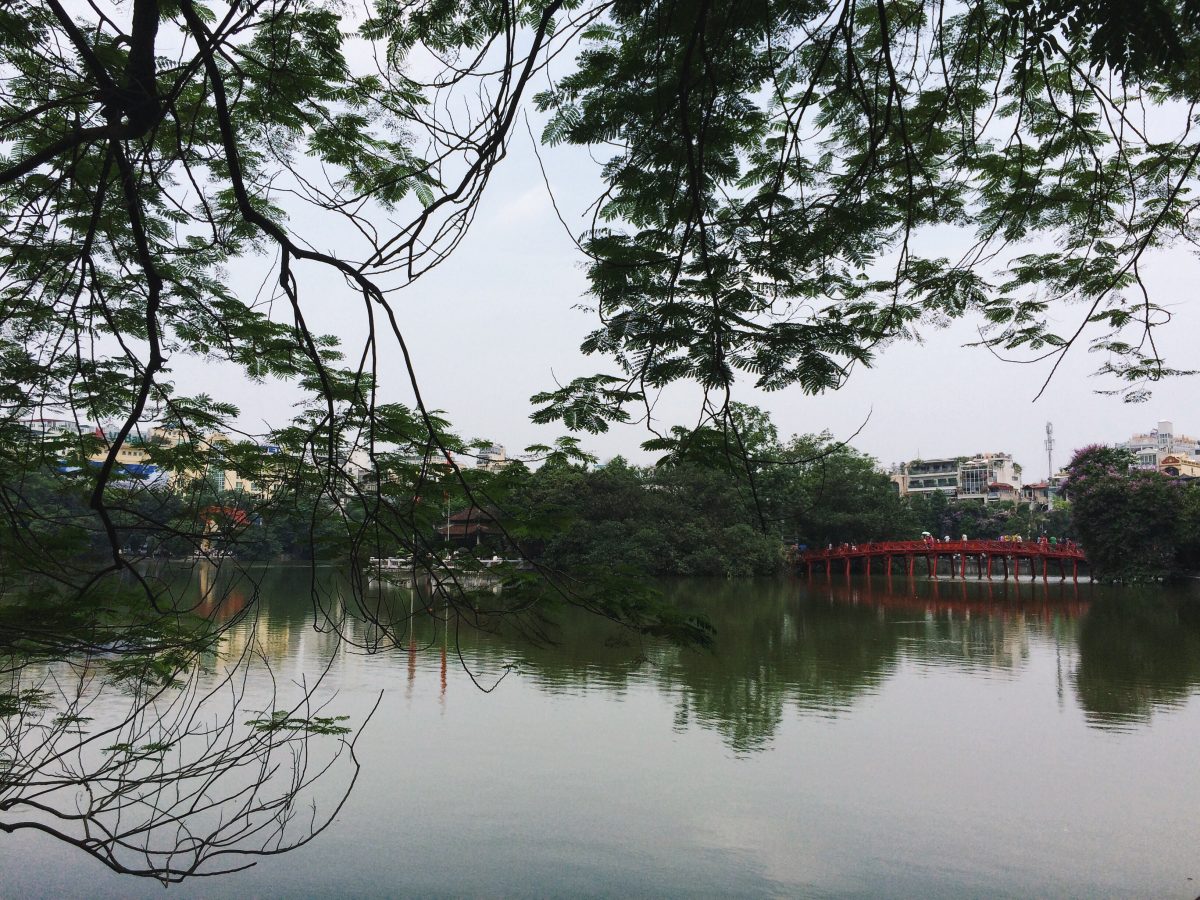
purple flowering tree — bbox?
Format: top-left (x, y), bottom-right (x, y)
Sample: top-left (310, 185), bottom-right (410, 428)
top-left (1063, 445), bottom-right (1181, 581)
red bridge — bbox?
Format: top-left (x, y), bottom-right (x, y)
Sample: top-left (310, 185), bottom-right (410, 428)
top-left (797, 539), bottom-right (1087, 580)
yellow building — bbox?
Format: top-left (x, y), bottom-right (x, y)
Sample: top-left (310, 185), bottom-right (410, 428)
top-left (1160, 454), bottom-right (1200, 480)
top-left (87, 428), bottom-right (278, 497)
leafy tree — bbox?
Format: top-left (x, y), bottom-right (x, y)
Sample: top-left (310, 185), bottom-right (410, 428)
top-left (903, 494), bottom-right (1075, 541)
top-left (503, 412), bottom-right (919, 574)
top-left (1174, 484), bottom-right (1200, 571)
top-left (532, 0), bottom-right (1200, 455)
top-left (1063, 444), bottom-right (1181, 579)
top-left (763, 433), bottom-right (913, 545)
top-left (506, 456), bottom-right (782, 577)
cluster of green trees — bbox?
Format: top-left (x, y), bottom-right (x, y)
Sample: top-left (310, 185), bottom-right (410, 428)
top-left (461, 406), bottom-right (1072, 577)
top-left (502, 457), bottom-right (785, 577)
top-left (481, 405), bottom-right (904, 576)
top-left (3, 400), bottom-right (1086, 580)
top-left (1064, 445), bottom-right (1200, 581)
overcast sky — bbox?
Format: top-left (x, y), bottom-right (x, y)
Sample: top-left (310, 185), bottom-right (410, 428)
top-left (166, 85), bottom-right (1200, 482)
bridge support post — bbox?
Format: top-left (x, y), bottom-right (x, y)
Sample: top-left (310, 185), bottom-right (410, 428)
top-left (986, 554), bottom-right (992, 579)
top-left (961, 552), bottom-right (967, 579)
top-left (1002, 556), bottom-right (1009, 580)
top-left (907, 554), bottom-right (914, 577)
top-left (845, 556), bottom-right (851, 578)
top-left (1042, 557), bottom-right (1048, 580)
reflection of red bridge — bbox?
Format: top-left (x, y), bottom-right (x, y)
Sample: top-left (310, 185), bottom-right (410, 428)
top-left (798, 539), bottom-right (1087, 580)
top-left (819, 577), bottom-right (1091, 621)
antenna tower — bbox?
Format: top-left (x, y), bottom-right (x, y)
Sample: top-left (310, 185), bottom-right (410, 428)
top-left (1044, 422), bottom-right (1055, 503)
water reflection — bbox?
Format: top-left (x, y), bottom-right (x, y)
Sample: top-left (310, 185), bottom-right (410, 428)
top-left (198, 569), bottom-right (1200, 750)
top-left (817, 576), bottom-right (1086, 674)
top-left (662, 580), bottom-right (899, 751)
top-left (1074, 592), bottom-right (1200, 729)
top-left (10, 568), bottom-right (1200, 896)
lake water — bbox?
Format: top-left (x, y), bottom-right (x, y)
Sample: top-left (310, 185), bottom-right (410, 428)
top-left (4, 570), bottom-right (1200, 897)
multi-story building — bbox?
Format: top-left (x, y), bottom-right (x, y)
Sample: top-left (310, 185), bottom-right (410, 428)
top-left (22, 412), bottom-right (281, 497)
top-left (86, 427), bottom-right (279, 497)
top-left (21, 415), bottom-right (90, 439)
top-left (892, 457), bottom-right (959, 496)
top-left (476, 444), bottom-right (509, 471)
top-left (958, 453), bottom-right (1022, 500)
top-left (891, 452), bottom-right (1023, 503)
top-left (21, 414), bottom-right (162, 479)
top-left (1118, 420), bottom-right (1200, 469)
top-left (1020, 471), bottom-right (1067, 507)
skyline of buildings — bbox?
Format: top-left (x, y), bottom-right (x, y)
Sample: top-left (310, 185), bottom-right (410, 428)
top-left (19, 412), bottom-right (1200, 502)
top-left (1116, 420), bottom-right (1200, 470)
top-left (888, 420), bottom-right (1200, 504)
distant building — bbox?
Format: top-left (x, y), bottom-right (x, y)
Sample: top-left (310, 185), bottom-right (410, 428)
top-left (893, 457), bottom-right (959, 496)
top-left (22, 416), bottom-right (90, 439)
top-left (21, 412), bottom-right (285, 496)
top-left (87, 428), bottom-right (280, 497)
top-left (959, 453), bottom-right (1022, 500)
top-left (986, 482), bottom-right (1020, 503)
top-left (1118, 420), bottom-right (1200, 469)
top-left (22, 415), bottom-right (164, 481)
top-left (891, 452), bottom-right (1023, 503)
top-left (1022, 481), bottom-right (1050, 505)
top-left (342, 447), bottom-right (375, 485)
top-left (1160, 454), bottom-right (1200, 481)
top-left (476, 444), bottom-right (509, 472)
top-left (1020, 470), bottom-right (1067, 507)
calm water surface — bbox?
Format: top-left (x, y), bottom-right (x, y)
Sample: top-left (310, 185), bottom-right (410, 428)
top-left (4, 571), bottom-right (1200, 898)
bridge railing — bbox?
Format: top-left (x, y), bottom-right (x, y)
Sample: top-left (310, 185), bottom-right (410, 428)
top-left (797, 539), bottom-right (1084, 561)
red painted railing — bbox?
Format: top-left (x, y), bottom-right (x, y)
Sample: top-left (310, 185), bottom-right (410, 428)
top-left (798, 539), bottom-right (1084, 561)
top-left (796, 539), bottom-right (1086, 580)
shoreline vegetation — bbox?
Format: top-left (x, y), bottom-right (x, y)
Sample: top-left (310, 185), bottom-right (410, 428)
top-left (14, 407), bottom-right (1200, 585)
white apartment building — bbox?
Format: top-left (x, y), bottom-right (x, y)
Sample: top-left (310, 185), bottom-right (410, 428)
top-left (21, 415), bottom-right (91, 439)
top-left (476, 444), bottom-right (509, 471)
top-left (892, 457), bottom-right (959, 495)
top-left (891, 452), bottom-right (1023, 503)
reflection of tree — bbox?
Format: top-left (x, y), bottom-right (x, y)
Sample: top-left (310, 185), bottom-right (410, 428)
top-left (378, 578), bottom-right (903, 754)
top-left (373, 576), bottom-right (1087, 753)
top-left (664, 580), bottom-right (899, 753)
top-left (1074, 596), bottom-right (1200, 728)
top-left (405, 576), bottom-right (1092, 753)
